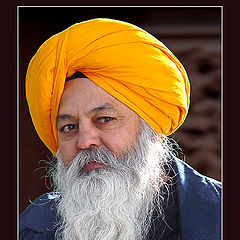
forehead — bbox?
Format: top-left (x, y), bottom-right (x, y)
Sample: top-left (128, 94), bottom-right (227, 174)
top-left (58, 78), bottom-right (135, 116)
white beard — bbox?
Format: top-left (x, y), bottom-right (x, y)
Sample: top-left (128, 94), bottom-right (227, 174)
top-left (52, 120), bottom-right (171, 240)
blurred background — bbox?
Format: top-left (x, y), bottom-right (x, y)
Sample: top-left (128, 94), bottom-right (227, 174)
top-left (19, 6), bottom-right (221, 213)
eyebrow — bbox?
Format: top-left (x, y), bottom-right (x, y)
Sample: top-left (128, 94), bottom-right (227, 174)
top-left (56, 103), bottom-right (117, 124)
top-left (88, 103), bottom-right (117, 115)
top-left (56, 114), bottom-right (75, 125)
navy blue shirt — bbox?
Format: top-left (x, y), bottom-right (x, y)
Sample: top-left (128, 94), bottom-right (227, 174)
top-left (19, 158), bottom-right (221, 239)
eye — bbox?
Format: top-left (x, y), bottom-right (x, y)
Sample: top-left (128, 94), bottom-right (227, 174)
top-left (60, 124), bottom-right (77, 133)
top-left (95, 117), bottom-right (115, 124)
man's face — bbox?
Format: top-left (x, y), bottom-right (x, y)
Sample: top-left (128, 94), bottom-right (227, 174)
top-left (55, 80), bottom-right (169, 239)
top-left (57, 77), bottom-right (141, 164)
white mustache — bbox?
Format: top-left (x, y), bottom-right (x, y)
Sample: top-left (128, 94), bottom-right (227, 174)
top-left (67, 146), bottom-right (129, 172)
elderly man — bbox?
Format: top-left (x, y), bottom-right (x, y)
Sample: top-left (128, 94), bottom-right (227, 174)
top-left (20, 18), bottom-right (221, 240)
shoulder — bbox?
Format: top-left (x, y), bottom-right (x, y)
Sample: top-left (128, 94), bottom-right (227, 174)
top-left (173, 157), bottom-right (221, 198)
top-left (171, 158), bottom-right (221, 240)
top-left (19, 192), bottom-right (61, 239)
top-left (172, 157), bottom-right (221, 208)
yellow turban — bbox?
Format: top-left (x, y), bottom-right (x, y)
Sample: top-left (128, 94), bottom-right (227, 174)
top-left (26, 18), bottom-right (190, 155)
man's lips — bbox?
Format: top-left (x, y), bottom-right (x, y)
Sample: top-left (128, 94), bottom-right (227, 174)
top-left (83, 159), bottom-right (105, 171)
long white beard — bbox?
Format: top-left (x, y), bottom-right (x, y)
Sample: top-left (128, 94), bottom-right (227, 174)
top-left (52, 120), bottom-right (172, 240)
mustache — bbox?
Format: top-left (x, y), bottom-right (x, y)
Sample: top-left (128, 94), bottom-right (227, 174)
top-left (66, 146), bottom-right (126, 172)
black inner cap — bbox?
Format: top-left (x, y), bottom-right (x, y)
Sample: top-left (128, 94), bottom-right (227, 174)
top-left (65, 72), bottom-right (88, 82)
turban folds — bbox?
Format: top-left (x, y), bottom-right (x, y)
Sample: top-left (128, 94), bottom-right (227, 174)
top-left (26, 18), bottom-right (190, 155)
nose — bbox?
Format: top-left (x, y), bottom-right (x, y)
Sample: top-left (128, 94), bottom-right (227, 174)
top-left (77, 124), bottom-right (101, 150)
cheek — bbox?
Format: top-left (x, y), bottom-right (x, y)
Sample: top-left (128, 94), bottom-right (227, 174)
top-left (103, 138), bottom-right (126, 156)
top-left (101, 129), bottom-right (137, 156)
top-left (58, 138), bottom-right (78, 164)
top-left (102, 117), bottom-right (140, 156)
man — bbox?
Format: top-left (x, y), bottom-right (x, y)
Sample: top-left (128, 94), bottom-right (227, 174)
top-left (20, 18), bottom-right (221, 239)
